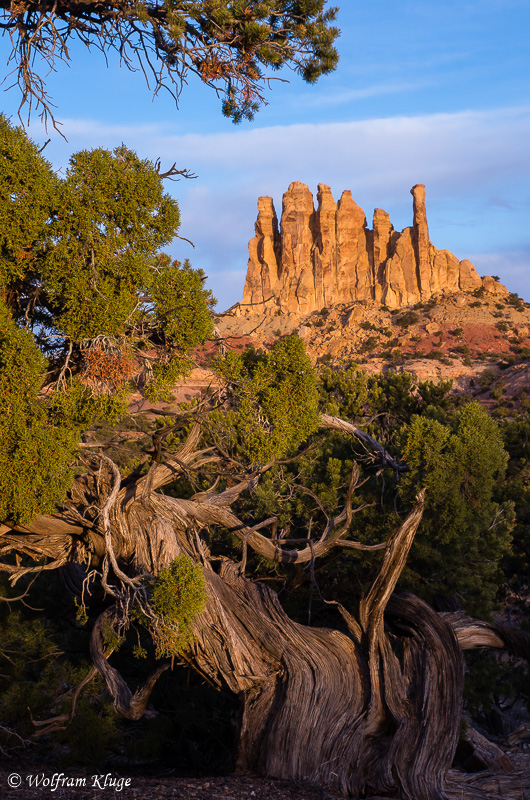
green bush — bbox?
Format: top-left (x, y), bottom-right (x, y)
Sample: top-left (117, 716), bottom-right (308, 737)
top-left (398, 402), bottom-right (512, 615)
top-left (150, 555), bottom-right (207, 658)
top-left (478, 369), bottom-right (496, 390)
top-left (360, 335), bottom-right (379, 352)
top-left (213, 335), bottom-right (320, 463)
top-left (396, 311), bottom-right (419, 328)
top-left (0, 302), bottom-right (77, 522)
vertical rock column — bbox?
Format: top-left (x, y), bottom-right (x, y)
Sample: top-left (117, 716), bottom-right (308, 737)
top-left (411, 184), bottom-right (432, 296)
top-left (243, 196), bottom-right (280, 308)
top-left (336, 191), bottom-right (372, 303)
top-left (381, 227), bottom-right (420, 308)
top-left (372, 209), bottom-right (395, 303)
top-left (313, 184), bottom-right (338, 308)
top-left (279, 182), bottom-right (317, 313)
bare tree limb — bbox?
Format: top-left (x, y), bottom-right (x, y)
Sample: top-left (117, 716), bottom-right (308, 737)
top-left (90, 607), bottom-right (168, 720)
top-left (359, 490), bottom-right (426, 636)
top-left (320, 413), bottom-right (406, 472)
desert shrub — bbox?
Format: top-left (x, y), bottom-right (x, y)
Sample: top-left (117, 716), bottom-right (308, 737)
top-left (396, 311), bottom-right (419, 328)
top-left (478, 369), bottom-right (496, 390)
top-left (398, 402), bottom-right (512, 615)
top-left (423, 299), bottom-right (438, 310)
top-left (506, 292), bottom-right (525, 310)
top-left (490, 380), bottom-right (506, 400)
top-left (149, 555), bottom-right (208, 658)
top-left (212, 336), bottom-right (320, 463)
top-left (360, 336), bottom-right (378, 352)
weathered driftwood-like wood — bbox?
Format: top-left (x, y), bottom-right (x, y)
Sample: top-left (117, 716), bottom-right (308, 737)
top-left (1, 415), bottom-right (529, 799)
top-left (189, 566), bottom-right (465, 799)
top-left (320, 413), bottom-right (406, 472)
top-left (90, 607), bottom-right (169, 720)
top-left (445, 760), bottom-right (530, 800)
top-left (461, 724), bottom-right (514, 773)
top-left (443, 610), bottom-right (530, 659)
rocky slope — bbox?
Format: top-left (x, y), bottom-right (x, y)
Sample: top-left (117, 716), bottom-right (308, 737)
top-left (240, 183), bottom-right (505, 313)
top-left (217, 287), bottom-right (530, 399)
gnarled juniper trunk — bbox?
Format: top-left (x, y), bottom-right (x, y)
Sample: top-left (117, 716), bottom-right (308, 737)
top-left (189, 563), bottom-right (464, 799)
top-left (3, 426), bottom-right (529, 799)
top-left (94, 477), bottom-right (462, 797)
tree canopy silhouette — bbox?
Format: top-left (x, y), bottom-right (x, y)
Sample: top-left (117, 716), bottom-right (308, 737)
top-left (0, 0), bottom-right (339, 125)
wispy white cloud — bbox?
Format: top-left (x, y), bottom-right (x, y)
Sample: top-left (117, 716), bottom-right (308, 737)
top-left (49, 104), bottom-right (530, 202)
top-left (286, 80), bottom-right (437, 109)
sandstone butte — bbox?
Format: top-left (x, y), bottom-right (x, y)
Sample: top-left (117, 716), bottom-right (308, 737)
top-left (240, 182), bottom-right (505, 314)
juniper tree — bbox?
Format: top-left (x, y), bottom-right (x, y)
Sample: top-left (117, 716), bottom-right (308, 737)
top-left (1, 118), bottom-right (529, 799)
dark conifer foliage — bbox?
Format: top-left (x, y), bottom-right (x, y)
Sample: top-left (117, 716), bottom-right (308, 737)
top-left (0, 0), bottom-right (339, 124)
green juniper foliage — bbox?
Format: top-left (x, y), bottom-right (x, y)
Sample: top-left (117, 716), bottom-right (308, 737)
top-left (43, 145), bottom-right (181, 341)
top-left (0, 300), bottom-right (77, 523)
top-left (0, 115), bottom-right (59, 301)
top-left (212, 334), bottom-right (320, 463)
top-left (150, 556), bottom-right (208, 658)
top-left (1, 116), bottom-right (213, 355)
top-left (241, 365), bottom-right (513, 621)
top-left (398, 401), bottom-right (512, 615)
top-left (0, 116), bottom-right (215, 520)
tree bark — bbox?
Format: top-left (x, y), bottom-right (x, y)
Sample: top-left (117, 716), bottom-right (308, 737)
top-left (0, 426), bottom-right (528, 799)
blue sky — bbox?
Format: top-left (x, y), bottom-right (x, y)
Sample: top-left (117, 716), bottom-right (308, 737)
top-left (2, 1), bottom-right (529, 309)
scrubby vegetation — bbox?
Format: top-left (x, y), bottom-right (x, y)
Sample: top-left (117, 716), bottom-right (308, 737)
top-left (1, 115), bottom-right (530, 799)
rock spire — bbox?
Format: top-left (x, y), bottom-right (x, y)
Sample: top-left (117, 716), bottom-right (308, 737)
top-left (241, 183), bottom-right (483, 313)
